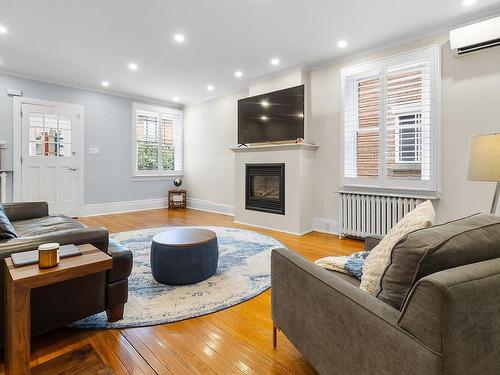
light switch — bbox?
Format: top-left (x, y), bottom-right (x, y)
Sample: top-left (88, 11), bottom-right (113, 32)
top-left (88, 147), bottom-right (100, 155)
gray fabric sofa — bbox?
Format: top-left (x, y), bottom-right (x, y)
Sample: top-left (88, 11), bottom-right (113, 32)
top-left (271, 214), bottom-right (500, 375)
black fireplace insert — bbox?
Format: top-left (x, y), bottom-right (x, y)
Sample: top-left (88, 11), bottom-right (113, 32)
top-left (245, 163), bottom-right (285, 215)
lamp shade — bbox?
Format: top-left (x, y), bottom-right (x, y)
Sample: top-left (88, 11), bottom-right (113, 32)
top-left (467, 134), bottom-right (500, 182)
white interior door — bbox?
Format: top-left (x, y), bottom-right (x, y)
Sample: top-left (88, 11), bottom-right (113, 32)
top-left (20, 103), bottom-right (81, 217)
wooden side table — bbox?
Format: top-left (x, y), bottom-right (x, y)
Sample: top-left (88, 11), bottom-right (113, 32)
top-left (4, 244), bottom-right (112, 375)
top-left (168, 189), bottom-right (186, 209)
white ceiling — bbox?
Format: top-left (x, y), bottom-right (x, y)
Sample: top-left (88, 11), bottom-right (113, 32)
top-left (0, 0), bottom-right (499, 105)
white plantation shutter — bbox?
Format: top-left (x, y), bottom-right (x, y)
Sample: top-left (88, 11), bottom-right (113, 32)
top-left (341, 45), bottom-right (439, 192)
top-left (133, 103), bottom-right (183, 176)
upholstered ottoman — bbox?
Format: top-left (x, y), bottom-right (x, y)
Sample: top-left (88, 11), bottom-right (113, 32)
top-left (150, 228), bottom-right (219, 285)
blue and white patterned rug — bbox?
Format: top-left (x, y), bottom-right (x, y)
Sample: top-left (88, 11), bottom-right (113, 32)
top-left (70, 226), bottom-right (284, 329)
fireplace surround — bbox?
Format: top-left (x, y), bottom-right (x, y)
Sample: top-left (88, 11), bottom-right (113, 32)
top-left (231, 143), bottom-right (318, 235)
top-left (246, 164), bottom-right (285, 215)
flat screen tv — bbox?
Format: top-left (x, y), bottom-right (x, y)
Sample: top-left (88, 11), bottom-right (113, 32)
top-left (238, 85), bottom-right (304, 145)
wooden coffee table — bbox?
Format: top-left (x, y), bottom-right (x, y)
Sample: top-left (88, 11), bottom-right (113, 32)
top-left (4, 244), bottom-right (112, 375)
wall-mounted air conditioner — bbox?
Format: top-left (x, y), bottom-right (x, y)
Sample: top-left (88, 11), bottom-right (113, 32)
top-left (450, 15), bottom-right (500, 57)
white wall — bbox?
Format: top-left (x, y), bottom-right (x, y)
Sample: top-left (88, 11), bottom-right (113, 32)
top-left (184, 32), bottom-right (500, 231)
top-left (309, 34), bottom-right (500, 227)
top-left (183, 91), bottom-right (248, 214)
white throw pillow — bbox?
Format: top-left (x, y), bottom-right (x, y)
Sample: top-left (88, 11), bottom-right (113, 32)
top-left (360, 200), bottom-right (436, 294)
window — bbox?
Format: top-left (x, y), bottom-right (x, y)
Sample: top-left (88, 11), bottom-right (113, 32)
top-left (341, 45), bottom-right (439, 192)
top-left (28, 112), bottom-right (72, 157)
top-left (395, 113), bottom-right (422, 164)
top-left (132, 103), bottom-right (183, 178)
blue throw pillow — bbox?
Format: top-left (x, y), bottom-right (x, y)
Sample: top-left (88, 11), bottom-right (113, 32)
top-left (0, 204), bottom-right (18, 239)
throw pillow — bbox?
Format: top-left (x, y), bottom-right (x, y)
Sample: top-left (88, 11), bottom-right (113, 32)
top-left (0, 204), bottom-right (18, 239)
top-left (360, 200), bottom-right (435, 294)
top-left (315, 251), bottom-right (369, 280)
top-left (375, 213), bottom-right (500, 310)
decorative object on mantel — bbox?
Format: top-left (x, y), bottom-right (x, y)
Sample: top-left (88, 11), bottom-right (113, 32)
top-left (168, 189), bottom-right (186, 209)
top-left (69, 226), bottom-right (284, 329)
top-left (467, 133), bottom-right (500, 214)
top-left (295, 137), bottom-right (304, 144)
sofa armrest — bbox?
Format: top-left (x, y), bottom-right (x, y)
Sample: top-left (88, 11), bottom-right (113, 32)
top-left (107, 239), bottom-right (133, 284)
top-left (0, 227), bottom-right (109, 259)
top-left (2, 202), bottom-right (49, 222)
top-left (271, 247), bottom-right (441, 375)
top-left (398, 258), bottom-right (500, 374)
top-left (365, 235), bottom-right (383, 251)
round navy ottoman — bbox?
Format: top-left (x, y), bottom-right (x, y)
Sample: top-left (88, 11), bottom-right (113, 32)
top-left (150, 228), bottom-right (219, 285)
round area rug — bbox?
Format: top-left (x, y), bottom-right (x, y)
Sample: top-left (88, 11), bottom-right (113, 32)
top-left (70, 226), bottom-right (285, 329)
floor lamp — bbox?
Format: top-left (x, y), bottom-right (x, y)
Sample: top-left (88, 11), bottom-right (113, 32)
top-left (467, 133), bottom-right (500, 214)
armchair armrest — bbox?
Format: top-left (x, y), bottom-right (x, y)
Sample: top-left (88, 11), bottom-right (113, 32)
top-left (2, 202), bottom-right (49, 222)
top-left (271, 247), bottom-right (441, 375)
top-left (398, 258), bottom-right (500, 374)
top-left (365, 235), bottom-right (383, 251)
top-left (0, 227), bottom-right (109, 259)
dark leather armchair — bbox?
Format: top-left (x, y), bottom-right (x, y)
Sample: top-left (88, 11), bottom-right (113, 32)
top-left (0, 202), bottom-right (132, 344)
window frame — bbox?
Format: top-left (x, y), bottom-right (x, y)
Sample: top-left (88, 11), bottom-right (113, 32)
top-left (131, 102), bottom-right (183, 180)
top-left (340, 45), bottom-right (441, 195)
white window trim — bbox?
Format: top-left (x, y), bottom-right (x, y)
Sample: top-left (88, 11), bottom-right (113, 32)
top-left (340, 45), bottom-right (441, 194)
top-left (131, 102), bottom-right (183, 180)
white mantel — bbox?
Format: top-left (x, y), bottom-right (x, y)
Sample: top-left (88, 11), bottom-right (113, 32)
top-left (230, 143), bottom-right (318, 153)
top-left (231, 143), bottom-right (318, 235)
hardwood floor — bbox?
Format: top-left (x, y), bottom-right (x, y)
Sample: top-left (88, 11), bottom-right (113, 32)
top-left (1, 208), bottom-right (363, 375)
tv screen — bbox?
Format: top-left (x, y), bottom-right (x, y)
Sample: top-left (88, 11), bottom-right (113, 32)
top-left (238, 85), bottom-right (304, 145)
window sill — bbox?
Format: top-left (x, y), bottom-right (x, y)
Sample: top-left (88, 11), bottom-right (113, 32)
top-left (130, 173), bottom-right (183, 182)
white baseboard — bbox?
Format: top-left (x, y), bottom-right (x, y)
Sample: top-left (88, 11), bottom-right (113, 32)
top-left (186, 198), bottom-right (235, 216)
top-left (80, 197), bottom-right (168, 217)
top-left (313, 217), bottom-right (340, 236)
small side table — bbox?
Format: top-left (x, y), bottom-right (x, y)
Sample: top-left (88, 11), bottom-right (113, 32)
top-left (4, 244), bottom-right (112, 375)
top-left (168, 189), bottom-right (186, 209)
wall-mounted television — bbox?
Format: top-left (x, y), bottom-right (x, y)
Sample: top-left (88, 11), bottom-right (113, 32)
top-left (237, 85), bottom-right (304, 145)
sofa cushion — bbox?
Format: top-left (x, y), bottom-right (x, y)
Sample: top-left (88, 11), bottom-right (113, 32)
top-left (360, 200), bottom-right (435, 294)
top-left (12, 215), bottom-right (86, 237)
top-left (375, 213), bottom-right (500, 310)
top-left (0, 205), bottom-right (18, 239)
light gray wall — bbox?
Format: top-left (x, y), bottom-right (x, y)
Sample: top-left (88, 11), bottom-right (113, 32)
top-left (0, 73), bottom-right (178, 204)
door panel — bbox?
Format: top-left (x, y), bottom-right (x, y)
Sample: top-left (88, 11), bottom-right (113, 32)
top-left (21, 103), bottom-right (81, 217)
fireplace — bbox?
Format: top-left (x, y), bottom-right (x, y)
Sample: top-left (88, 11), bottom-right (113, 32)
top-left (246, 164), bottom-right (285, 215)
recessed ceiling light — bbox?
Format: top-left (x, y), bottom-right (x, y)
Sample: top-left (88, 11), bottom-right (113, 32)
top-left (0, 25), bottom-right (7, 34)
top-left (174, 33), bottom-right (185, 43)
top-left (128, 62), bottom-right (138, 71)
top-left (260, 100), bottom-right (270, 108)
top-left (234, 70), bottom-right (243, 78)
top-left (101, 81), bottom-right (109, 87)
top-left (270, 58), bottom-right (280, 66)
top-left (206, 85), bottom-right (214, 91)
top-left (261, 116), bottom-right (268, 121)
top-left (173, 96), bottom-right (179, 102)
top-left (462, 0), bottom-right (477, 6)
top-left (337, 40), bottom-right (348, 48)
